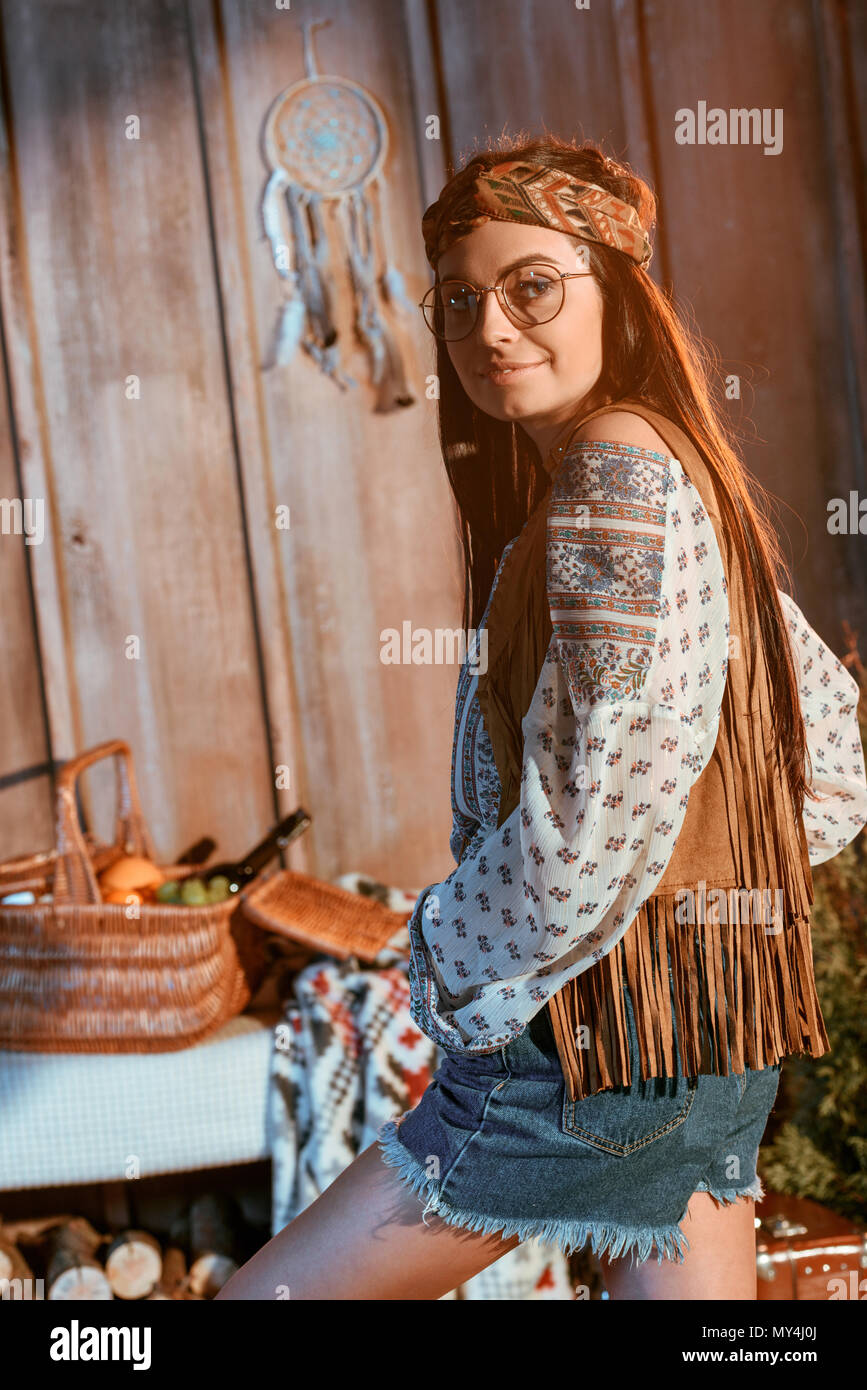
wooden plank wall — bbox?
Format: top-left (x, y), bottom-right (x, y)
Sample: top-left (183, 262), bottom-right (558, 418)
top-left (185, 0), bottom-right (459, 888)
top-left (0, 0), bottom-right (863, 891)
top-left (0, 0), bottom-right (280, 867)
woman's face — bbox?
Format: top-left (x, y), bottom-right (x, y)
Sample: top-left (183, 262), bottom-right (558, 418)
top-left (436, 220), bottom-right (605, 459)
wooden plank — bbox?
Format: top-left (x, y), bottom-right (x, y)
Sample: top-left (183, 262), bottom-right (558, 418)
top-left (642, 0), bottom-right (865, 644)
top-left (0, 0), bottom-right (275, 861)
top-left (0, 162), bottom-right (54, 856)
top-left (186, 0), bottom-right (306, 850)
top-left (0, 24), bottom-right (78, 790)
top-left (812, 0), bottom-right (867, 493)
top-left (433, 0), bottom-right (628, 162)
top-left (187, 0), bottom-right (462, 889)
top-left (611, 0), bottom-right (668, 286)
top-left (845, 0), bottom-right (867, 208)
top-left (402, 0), bottom-right (452, 205)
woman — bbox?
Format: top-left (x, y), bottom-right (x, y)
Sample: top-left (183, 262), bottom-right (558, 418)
top-left (218, 136), bottom-right (867, 1301)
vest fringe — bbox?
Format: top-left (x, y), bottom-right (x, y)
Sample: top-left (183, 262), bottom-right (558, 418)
top-left (546, 894), bottom-right (830, 1102)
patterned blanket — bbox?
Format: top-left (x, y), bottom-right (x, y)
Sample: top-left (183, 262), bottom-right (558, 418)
top-left (266, 874), bottom-right (574, 1299)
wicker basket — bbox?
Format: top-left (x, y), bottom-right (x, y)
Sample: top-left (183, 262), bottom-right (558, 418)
top-left (0, 738), bottom-right (266, 1053)
top-left (241, 868), bottom-right (410, 964)
top-left (0, 840), bottom-right (123, 898)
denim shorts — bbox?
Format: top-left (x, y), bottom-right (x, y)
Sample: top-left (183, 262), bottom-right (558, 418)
top-left (376, 979), bottom-right (783, 1267)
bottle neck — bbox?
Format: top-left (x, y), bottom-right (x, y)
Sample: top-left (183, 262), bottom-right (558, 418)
top-left (241, 813), bottom-right (310, 875)
top-left (205, 810), bottom-right (311, 883)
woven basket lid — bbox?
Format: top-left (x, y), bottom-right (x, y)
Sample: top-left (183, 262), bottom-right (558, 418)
top-left (240, 868), bottom-right (410, 963)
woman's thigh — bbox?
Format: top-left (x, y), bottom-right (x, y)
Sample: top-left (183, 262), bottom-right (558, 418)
top-left (215, 1140), bottom-right (521, 1301)
top-left (598, 1189), bottom-right (759, 1300)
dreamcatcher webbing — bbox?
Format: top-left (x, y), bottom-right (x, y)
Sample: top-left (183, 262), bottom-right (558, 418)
top-left (259, 26), bottom-right (416, 412)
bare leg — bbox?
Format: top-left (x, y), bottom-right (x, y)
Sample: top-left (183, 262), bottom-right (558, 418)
top-left (598, 1191), bottom-right (758, 1300)
top-left (215, 1140), bottom-right (522, 1300)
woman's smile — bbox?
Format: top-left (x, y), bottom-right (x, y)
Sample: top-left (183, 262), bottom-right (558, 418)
top-left (480, 360), bottom-right (547, 387)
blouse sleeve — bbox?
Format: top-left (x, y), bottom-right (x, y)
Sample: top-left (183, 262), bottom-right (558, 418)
top-left (777, 588), bottom-right (867, 866)
top-left (406, 441), bottom-right (730, 1055)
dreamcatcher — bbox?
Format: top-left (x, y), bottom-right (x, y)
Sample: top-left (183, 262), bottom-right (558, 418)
top-left (259, 18), bottom-right (415, 412)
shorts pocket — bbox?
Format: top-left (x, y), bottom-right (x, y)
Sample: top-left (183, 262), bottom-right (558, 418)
top-left (561, 1072), bottom-right (698, 1156)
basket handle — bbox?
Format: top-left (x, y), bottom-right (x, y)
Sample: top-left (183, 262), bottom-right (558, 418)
top-left (53, 739), bottom-right (156, 905)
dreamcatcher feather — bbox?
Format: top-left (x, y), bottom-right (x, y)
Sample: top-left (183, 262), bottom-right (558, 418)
top-left (259, 19), bottom-right (415, 411)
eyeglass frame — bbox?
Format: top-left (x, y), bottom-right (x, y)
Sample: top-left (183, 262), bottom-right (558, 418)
top-left (418, 262), bottom-right (594, 341)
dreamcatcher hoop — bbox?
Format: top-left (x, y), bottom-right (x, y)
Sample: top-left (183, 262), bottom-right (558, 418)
top-left (262, 74), bottom-right (388, 195)
top-left (259, 19), bottom-right (415, 411)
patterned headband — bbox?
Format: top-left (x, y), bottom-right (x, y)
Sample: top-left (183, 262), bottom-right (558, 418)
top-left (422, 159), bottom-right (653, 271)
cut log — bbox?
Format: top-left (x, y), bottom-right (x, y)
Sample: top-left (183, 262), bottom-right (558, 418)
top-left (0, 1235), bottom-right (35, 1291)
top-left (0, 1213), bottom-right (86, 1246)
top-left (45, 1219), bottom-right (111, 1301)
top-left (149, 1244), bottom-right (188, 1299)
top-left (188, 1193), bottom-right (243, 1260)
top-left (146, 1290), bottom-right (205, 1301)
top-left (47, 1262), bottom-right (113, 1300)
top-left (187, 1193), bottom-right (244, 1297)
top-left (160, 1245), bottom-right (187, 1294)
top-left (104, 1230), bottom-right (163, 1300)
top-left (187, 1252), bottom-right (238, 1298)
top-left (168, 1210), bottom-right (190, 1250)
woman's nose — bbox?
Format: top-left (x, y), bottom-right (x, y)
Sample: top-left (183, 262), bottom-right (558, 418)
top-left (474, 288), bottom-right (518, 342)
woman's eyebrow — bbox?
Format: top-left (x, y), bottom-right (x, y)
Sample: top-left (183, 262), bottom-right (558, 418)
top-left (444, 253), bottom-right (568, 280)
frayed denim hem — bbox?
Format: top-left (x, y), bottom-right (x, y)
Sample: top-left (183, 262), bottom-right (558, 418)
top-left (693, 1173), bottom-right (766, 1206)
top-left (375, 1117), bottom-right (691, 1268)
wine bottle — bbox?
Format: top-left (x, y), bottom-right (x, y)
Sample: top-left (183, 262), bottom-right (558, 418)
top-left (200, 809), bottom-right (312, 894)
top-left (176, 836), bottom-right (217, 866)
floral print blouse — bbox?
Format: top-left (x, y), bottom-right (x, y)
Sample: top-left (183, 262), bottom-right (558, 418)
top-left (407, 440), bottom-right (867, 1057)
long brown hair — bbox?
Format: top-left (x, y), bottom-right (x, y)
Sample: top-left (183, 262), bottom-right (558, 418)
top-left (427, 132), bottom-right (811, 819)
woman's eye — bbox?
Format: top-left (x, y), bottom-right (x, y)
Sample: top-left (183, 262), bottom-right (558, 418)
top-left (445, 288), bottom-right (474, 312)
top-left (514, 275), bottom-right (555, 299)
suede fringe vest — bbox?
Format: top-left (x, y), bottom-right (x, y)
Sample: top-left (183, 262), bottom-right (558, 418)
top-left (474, 400), bottom-right (830, 1102)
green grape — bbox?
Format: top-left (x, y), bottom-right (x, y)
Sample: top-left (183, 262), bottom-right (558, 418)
top-left (206, 875), bottom-right (232, 902)
top-left (180, 876), bottom-right (210, 905)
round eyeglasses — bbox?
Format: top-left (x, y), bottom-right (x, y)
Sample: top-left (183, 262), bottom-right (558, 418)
top-left (419, 262), bottom-right (593, 341)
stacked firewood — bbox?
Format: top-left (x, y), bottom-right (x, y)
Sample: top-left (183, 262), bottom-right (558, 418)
top-left (0, 1194), bottom-right (252, 1300)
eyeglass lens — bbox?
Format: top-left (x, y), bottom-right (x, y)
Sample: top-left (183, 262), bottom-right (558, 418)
top-left (423, 264), bottom-right (565, 340)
